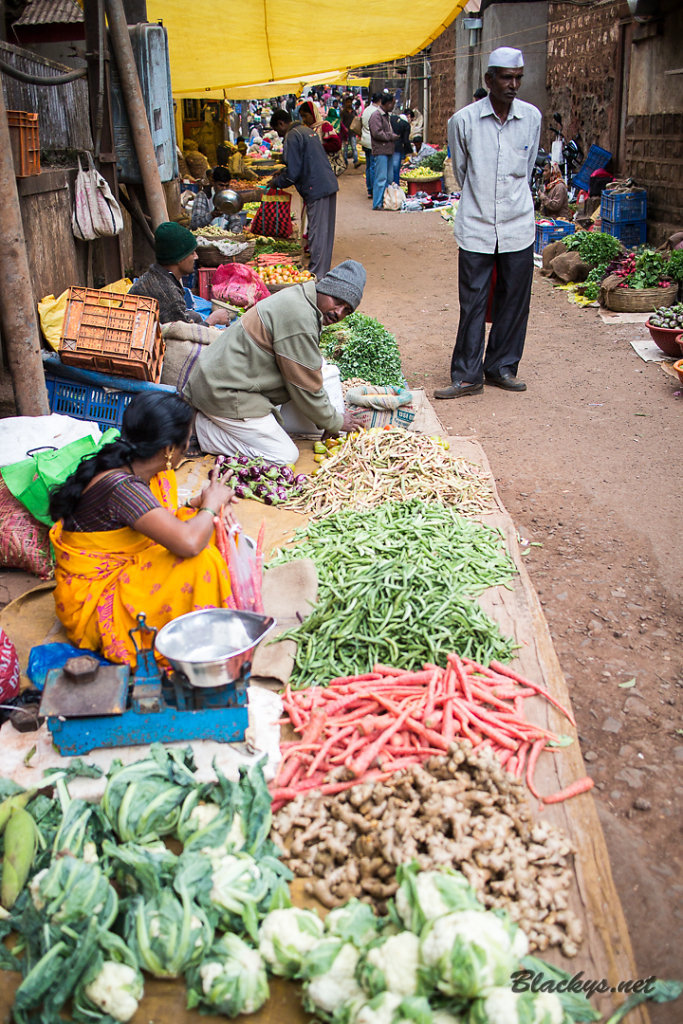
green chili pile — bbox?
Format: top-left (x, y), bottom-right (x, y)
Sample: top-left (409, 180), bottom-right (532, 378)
top-left (269, 499), bottom-right (517, 685)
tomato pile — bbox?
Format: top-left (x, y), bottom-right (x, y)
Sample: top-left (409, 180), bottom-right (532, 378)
top-left (254, 263), bottom-right (314, 286)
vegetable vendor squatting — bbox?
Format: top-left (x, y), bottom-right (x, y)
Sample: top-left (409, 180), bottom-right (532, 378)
top-left (183, 261), bottom-right (366, 465)
top-left (49, 392), bottom-right (237, 664)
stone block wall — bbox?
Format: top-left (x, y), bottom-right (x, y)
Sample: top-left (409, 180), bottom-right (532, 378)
top-left (624, 113), bottom-right (683, 242)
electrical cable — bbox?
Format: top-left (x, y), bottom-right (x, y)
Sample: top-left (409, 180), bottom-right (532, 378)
top-left (0, 55), bottom-right (87, 85)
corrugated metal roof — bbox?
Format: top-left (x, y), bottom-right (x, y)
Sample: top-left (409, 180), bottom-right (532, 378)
top-left (14, 0), bottom-right (84, 26)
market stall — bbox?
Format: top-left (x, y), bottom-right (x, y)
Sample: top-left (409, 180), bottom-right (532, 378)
top-left (0, 285), bottom-right (676, 1022)
top-left (0, 409), bottom-right (662, 1023)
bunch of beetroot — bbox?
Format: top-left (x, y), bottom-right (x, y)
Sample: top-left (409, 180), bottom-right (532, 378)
top-left (213, 455), bottom-right (306, 505)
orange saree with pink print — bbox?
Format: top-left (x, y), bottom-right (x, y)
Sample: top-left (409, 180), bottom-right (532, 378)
top-left (49, 471), bottom-right (232, 664)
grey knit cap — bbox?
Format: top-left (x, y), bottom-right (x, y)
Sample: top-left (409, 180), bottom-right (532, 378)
top-left (315, 260), bottom-right (366, 310)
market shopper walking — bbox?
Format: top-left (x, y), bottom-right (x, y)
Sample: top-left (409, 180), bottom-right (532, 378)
top-left (369, 92), bottom-right (399, 210)
top-left (340, 94), bottom-right (360, 167)
top-left (270, 108), bottom-right (339, 279)
top-left (390, 108), bottom-right (411, 184)
top-left (360, 93), bottom-right (381, 198)
top-left (434, 47), bottom-right (541, 399)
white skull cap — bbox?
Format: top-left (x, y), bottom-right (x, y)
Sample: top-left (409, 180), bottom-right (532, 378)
top-left (488, 47), bottom-right (524, 69)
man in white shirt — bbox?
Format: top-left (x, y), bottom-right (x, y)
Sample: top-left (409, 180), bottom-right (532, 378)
top-left (360, 94), bottom-right (381, 199)
top-left (435, 47), bottom-right (541, 399)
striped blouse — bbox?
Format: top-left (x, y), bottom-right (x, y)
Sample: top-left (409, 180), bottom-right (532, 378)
top-left (63, 470), bottom-right (161, 532)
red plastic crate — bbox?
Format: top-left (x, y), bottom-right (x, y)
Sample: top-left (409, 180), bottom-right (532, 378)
top-left (405, 177), bottom-right (443, 196)
top-left (197, 267), bottom-right (216, 300)
top-left (59, 287), bottom-right (164, 382)
top-left (8, 110), bottom-right (40, 177)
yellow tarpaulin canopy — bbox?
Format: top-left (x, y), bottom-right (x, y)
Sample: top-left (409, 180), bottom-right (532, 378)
top-left (147, 1), bottom-right (467, 95)
top-left (174, 72), bottom-right (372, 102)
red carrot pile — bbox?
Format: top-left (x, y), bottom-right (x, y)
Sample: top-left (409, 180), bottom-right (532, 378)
top-left (271, 653), bottom-right (594, 812)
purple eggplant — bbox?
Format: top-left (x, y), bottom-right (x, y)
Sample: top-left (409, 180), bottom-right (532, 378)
top-left (250, 465), bottom-right (262, 481)
top-left (275, 486), bottom-right (288, 501)
top-left (237, 455), bottom-right (250, 466)
top-left (237, 467), bottom-right (251, 481)
top-left (254, 483), bottom-right (269, 498)
top-left (264, 466), bottom-right (280, 480)
top-left (280, 466), bottom-right (294, 483)
top-left (294, 473), bottom-right (307, 486)
top-left (234, 484), bottom-right (248, 498)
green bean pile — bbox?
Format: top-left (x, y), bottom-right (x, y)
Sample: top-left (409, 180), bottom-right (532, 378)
top-left (269, 499), bottom-right (517, 686)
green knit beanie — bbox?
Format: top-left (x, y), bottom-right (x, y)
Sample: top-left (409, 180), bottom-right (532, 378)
top-left (154, 221), bottom-right (197, 265)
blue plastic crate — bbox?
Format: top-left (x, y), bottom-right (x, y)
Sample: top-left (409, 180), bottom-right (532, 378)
top-left (534, 219), bottom-right (576, 254)
top-left (601, 218), bottom-right (647, 248)
top-left (46, 375), bottom-right (132, 430)
top-left (601, 190), bottom-right (647, 223)
top-left (572, 145), bottom-right (612, 192)
top-left (43, 356), bottom-right (176, 431)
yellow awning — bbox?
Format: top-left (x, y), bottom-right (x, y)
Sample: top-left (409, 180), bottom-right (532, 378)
top-left (147, 1), bottom-right (467, 95)
top-left (175, 75), bottom-right (372, 102)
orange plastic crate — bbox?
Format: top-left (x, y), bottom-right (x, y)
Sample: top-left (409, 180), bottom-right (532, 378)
top-left (8, 111), bottom-right (40, 177)
top-left (59, 287), bottom-right (164, 382)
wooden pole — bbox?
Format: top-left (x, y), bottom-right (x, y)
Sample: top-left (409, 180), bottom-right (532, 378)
top-left (0, 84), bottom-right (49, 416)
top-left (104, 0), bottom-right (168, 228)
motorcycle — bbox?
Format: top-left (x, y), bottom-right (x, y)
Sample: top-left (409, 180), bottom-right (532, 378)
top-left (531, 147), bottom-right (551, 209)
top-left (548, 112), bottom-right (584, 199)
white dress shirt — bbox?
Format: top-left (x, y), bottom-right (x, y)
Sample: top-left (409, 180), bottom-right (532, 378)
top-left (448, 96), bottom-right (541, 253)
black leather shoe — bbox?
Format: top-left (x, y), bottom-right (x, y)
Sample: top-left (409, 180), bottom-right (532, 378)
top-left (484, 372), bottom-right (527, 392)
top-left (433, 381), bottom-right (484, 399)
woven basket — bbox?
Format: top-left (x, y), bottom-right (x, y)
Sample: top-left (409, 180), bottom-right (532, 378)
top-left (604, 282), bottom-right (678, 313)
top-left (195, 239), bottom-right (256, 267)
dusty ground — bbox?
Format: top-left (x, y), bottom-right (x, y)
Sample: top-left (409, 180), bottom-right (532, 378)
top-left (332, 168), bottom-right (682, 1016)
top-left (0, 168), bottom-right (680, 1016)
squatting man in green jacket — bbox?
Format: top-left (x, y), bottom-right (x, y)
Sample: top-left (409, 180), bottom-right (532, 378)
top-left (183, 260), bottom-right (366, 464)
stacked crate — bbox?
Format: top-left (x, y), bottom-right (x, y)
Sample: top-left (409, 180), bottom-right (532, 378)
top-left (600, 190), bottom-right (647, 248)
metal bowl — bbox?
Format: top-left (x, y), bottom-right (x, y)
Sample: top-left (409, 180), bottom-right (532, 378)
top-left (155, 608), bottom-right (275, 688)
top-left (213, 189), bottom-right (244, 216)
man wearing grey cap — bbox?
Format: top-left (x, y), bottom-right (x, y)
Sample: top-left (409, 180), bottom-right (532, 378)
top-left (183, 261), bottom-right (365, 463)
top-left (435, 47), bottom-right (541, 399)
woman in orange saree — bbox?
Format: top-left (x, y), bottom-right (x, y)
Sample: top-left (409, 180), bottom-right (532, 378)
top-left (49, 393), bottom-right (236, 665)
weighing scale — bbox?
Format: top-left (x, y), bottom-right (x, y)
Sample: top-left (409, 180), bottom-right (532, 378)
top-left (40, 610), bottom-right (275, 756)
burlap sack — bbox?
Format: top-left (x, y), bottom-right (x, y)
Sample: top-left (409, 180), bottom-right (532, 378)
top-left (159, 321), bottom-right (224, 389)
top-left (598, 273), bottom-right (625, 307)
top-left (549, 250), bottom-right (590, 283)
top-left (184, 149), bottom-right (210, 179)
top-left (251, 559), bottom-right (318, 686)
top-left (540, 239), bottom-right (567, 275)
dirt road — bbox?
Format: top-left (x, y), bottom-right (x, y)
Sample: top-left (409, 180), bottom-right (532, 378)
top-left (332, 167), bottom-right (682, 1014)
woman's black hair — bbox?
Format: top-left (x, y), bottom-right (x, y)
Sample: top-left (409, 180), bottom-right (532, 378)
top-left (49, 392), bottom-right (193, 523)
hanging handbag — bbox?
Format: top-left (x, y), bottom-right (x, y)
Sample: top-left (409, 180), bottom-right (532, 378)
top-left (249, 188), bottom-right (294, 239)
top-left (72, 153), bottom-right (124, 241)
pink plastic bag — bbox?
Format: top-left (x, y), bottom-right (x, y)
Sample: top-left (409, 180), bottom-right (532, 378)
top-left (211, 263), bottom-right (270, 309)
top-left (0, 628), bottom-right (20, 703)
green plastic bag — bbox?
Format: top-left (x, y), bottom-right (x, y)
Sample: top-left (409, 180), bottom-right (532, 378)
top-left (1, 428), bottom-right (119, 526)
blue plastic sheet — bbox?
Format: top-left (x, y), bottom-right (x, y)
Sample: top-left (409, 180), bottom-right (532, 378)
top-left (27, 643), bottom-right (111, 691)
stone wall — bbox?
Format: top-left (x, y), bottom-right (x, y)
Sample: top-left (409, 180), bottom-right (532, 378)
top-left (624, 113), bottom-right (683, 242)
top-left (546, 0), bottom-right (621, 153)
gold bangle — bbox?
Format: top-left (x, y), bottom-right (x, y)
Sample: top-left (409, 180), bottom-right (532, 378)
top-left (198, 507), bottom-right (219, 517)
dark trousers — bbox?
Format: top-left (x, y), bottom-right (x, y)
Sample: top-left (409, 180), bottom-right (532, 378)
top-left (450, 244), bottom-right (534, 384)
top-left (306, 193), bottom-right (337, 279)
top-left (363, 147), bottom-right (374, 195)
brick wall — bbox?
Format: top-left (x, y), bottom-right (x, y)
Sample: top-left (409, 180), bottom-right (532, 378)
top-left (546, 1), bottom-right (621, 152)
top-left (624, 113), bottom-right (683, 242)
